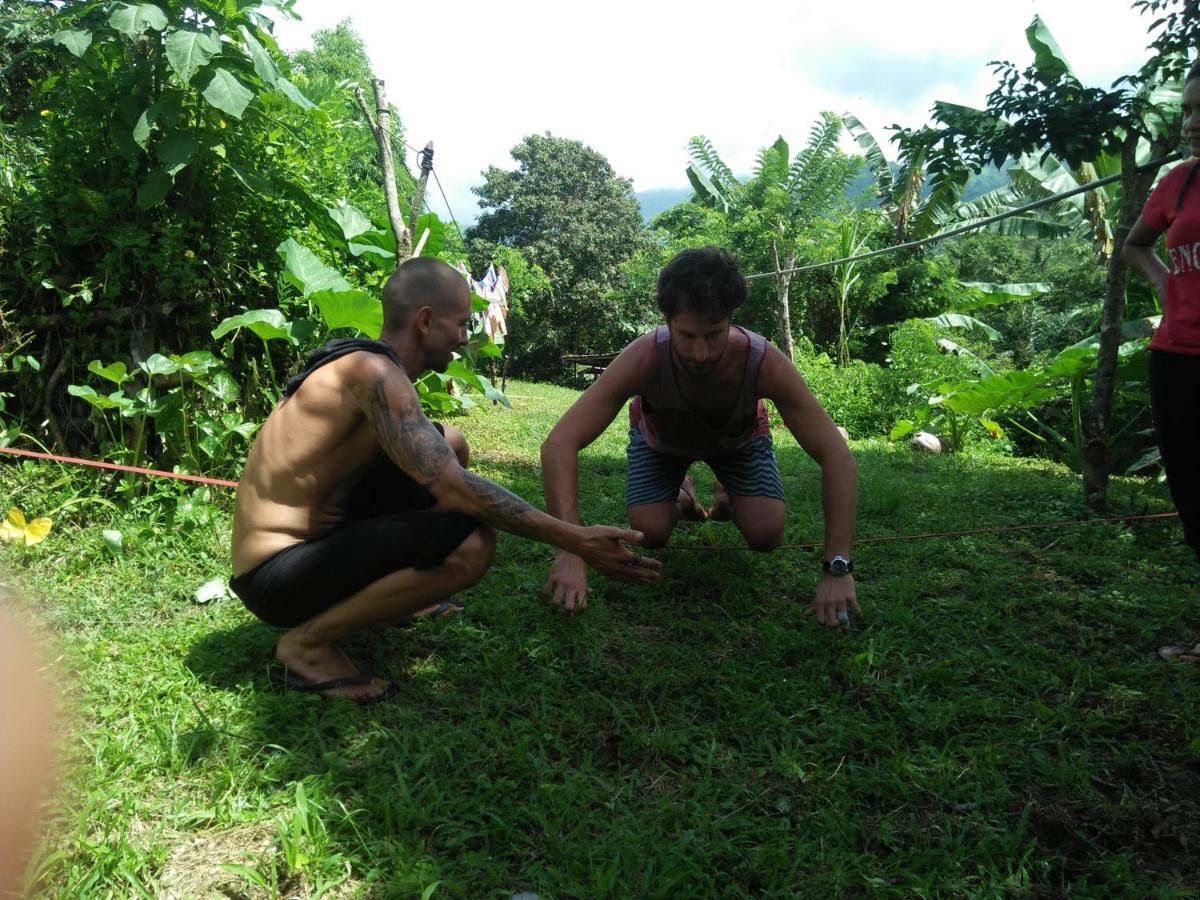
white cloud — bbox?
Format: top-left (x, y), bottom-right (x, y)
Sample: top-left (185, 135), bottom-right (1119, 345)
top-left (271, 0), bottom-right (1161, 224)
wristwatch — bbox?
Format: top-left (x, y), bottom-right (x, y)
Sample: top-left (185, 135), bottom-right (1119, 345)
top-left (822, 555), bottom-right (854, 577)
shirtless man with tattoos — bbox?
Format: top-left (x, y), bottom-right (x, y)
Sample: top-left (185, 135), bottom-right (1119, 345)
top-left (230, 258), bottom-right (660, 702)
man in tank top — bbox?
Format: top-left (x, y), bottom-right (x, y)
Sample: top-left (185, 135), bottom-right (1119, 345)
top-left (540, 247), bottom-right (859, 627)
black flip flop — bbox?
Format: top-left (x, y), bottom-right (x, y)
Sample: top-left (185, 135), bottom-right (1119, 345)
top-left (268, 665), bottom-right (397, 704)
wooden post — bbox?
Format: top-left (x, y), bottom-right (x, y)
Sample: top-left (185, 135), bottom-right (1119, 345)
top-left (771, 240), bottom-right (796, 363)
top-left (407, 142), bottom-right (434, 250)
top-left (354, 80), bottom-right (411, 259)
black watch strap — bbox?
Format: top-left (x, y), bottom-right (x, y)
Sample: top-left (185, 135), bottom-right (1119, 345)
top-left (822, 556), bottom-right (854, 575)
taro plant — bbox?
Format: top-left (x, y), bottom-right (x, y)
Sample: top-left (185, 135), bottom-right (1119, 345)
top-left (68, 349), bottom-right (256, 482)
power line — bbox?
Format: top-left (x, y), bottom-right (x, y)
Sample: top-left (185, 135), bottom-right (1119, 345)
top-left (741, 151), bottom-right (1184, 282)
top-left (431, 166), bottom-right (463, 236)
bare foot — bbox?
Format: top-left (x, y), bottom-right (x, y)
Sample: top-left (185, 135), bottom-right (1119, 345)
top-left (678, 475), bottom-right (708, 521)
top-left (710, 480), bottom-right (733, 521)
top-left (274, 630), bottom-right (392, 702)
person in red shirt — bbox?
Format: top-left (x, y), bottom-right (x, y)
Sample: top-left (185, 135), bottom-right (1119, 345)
top-left (1124, 60), bottom-right (1200, 661)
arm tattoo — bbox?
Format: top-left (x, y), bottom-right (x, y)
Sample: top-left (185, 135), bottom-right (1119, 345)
top-left (361, 376), bottom-right (455, 483)
top-left (462, 471), bottom-right (540, 537)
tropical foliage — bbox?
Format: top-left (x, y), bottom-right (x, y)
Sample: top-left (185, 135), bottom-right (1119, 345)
top-left (0, 4), bottom-right (504, 480)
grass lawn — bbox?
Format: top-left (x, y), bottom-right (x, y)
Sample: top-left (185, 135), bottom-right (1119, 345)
top-left (3, 379), bottom-right (1200, 899)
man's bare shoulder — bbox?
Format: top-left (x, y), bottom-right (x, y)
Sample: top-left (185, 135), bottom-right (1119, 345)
top-left (604, 332), bottom-right (658, 386)
top-left (313, 349), bottom-right (416, 411)
top-left (757, 341), bottom-right (809, 400)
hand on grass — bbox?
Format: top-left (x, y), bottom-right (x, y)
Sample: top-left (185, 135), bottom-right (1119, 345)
top-left (807, 573), bottom-right (860, 630)
top-left (543, 550), bottom-right (590, 612)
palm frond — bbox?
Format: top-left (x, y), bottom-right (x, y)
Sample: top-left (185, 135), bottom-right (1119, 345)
top-left (687, 136), bottom-right (740, 198)
top-left (843, 113), bottom-right (894, 198)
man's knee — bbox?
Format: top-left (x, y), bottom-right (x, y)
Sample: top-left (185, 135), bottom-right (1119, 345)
top-left (628, 509), bottom-right (674, 549)
top-left (741, 527), bottom-right (782, 553)
top-left (445, 524), bottom-right (496, 584)
top-left (443, 425), bottom-right (470, 468)
top-left (639, 530), bottom-right (672, 549)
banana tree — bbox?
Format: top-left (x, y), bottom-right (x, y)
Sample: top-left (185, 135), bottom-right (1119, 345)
top-left (892, 10), bottom-right (1189, 507)
top-left (844, 113), bottom-right (969, 242)
top-left (686, 114), bottom-right (856, 360)
top-left (833, 218), bottom-right (870, 366)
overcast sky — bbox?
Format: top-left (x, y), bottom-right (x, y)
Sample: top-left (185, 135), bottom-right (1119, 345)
top-left (270, 0), bottom-right (1161, 225)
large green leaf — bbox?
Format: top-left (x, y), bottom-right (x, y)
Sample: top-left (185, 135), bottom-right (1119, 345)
top-left (843, 113), bottom-right (893, 198)
top-left (108, 3), bottom-right (168, 37)
top-left (276, 238), bottom-right (351, 297)
top-left (1067, 315), bottom-right (1161, 351)
top-left (87, 360), bottom-right (129, 385)
top-left (326, 202), bottom-right (373, 241)
top-left (925, 312), bottom-right (1001, 341)
top-left (157, 132), bottom-right (199, 176)
top-left (685, 163), bottom-right (730, 214)
top-left (132, 109), bottom-right (153, 150)
top-left (68, 384), bottom-right (128, 411)
top-left (311, 289), bottom-right (382, 337)
top-left (53, 29), bottom-right (93, 58)
top-left (275, 77), bottom-right (315, 110)
top-left (136, 169), bottom-right (173, 208)
top-left (139, 353), bottom-right (181, 377)
top-left (211, 309), bottom-right (298, 344)
top-left (239, 26), bottom-right (279, 86)
top-left (165, 29), bottom-right (220, 85)
top-left (347, 240), bottom-right (395, 262)
top-left (412, 212), bottom-right (445, 257)
top-left (202, 68), bottom-right (253, 120)
top-left (1025, 15), bottom-right (1073, 84)
top-left (955, 281), bottom-right (1052, 310)
top-left (172, 350), bottom-right (221, 375)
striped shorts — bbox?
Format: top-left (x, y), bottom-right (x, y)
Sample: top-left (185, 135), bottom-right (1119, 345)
top-left (625, 427), bottom-right (785, 508)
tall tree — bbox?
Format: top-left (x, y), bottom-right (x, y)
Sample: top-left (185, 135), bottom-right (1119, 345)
top-left (468, 133), bottom-right (649, 379)
top-left (687, 115), bottom-right (861, 360)
top-left (893, 7), bottom-right (1195, 508)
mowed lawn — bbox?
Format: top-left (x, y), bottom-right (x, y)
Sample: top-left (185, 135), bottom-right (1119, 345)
top-left (3, 379), bottom-right (1200, 899)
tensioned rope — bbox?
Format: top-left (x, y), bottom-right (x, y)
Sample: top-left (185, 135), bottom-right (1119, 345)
top-left (741, 151), bottom-right (1183, 281)
top-left (0, 446), bottom-right (1177, 550)
top-left (0, 446), bottom-right (237, 489)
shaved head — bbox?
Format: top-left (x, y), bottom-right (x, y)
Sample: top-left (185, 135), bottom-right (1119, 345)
top-left (381, 258), bottom-right (469, 331)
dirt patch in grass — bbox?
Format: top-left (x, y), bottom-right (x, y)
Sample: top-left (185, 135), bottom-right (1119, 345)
top-left (157, 823), bottom-right (361, 899)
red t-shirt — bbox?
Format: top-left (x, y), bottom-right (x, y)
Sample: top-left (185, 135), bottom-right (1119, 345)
top-left (1142, 159), bottom-right (1200, 355)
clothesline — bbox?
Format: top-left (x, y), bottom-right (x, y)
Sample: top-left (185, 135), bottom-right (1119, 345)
top-left (741, 151), bottom-right (1184, 282)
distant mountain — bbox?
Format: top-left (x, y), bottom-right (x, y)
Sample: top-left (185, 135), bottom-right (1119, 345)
top-left (636, 186), bottom-right (694, 221)
top-left (636, 166), bottom-right (1009, 223)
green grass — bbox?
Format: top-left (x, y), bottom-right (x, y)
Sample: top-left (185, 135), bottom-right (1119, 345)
top-left (4, 379), bottom-right (1200, 898)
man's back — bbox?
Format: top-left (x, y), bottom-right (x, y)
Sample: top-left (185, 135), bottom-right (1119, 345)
top-left (231, 353), bottom-right (390, 574)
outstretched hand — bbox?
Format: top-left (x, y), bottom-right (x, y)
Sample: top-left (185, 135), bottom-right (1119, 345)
top-left (575, 526), bottom-right (662, 585)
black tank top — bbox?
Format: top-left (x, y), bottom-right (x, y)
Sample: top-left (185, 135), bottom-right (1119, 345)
top-left (282, 339), bottom-right (404, 398)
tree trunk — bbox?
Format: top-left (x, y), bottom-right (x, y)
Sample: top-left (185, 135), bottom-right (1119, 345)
top-left (837, 289), bottom-right (849, 367)
top-left (1081, 134), bottom-right (1174, 509)
top-left (354, 81), bottom-right (410, 259)
top-left (772, 241), bottom-right (796, 361)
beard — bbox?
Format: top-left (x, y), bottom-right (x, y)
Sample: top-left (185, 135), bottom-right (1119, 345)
top-left (681, 359), bottom-right (718, 377)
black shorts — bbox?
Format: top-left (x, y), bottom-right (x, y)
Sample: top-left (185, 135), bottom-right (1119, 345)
top-left (231, 424), bottom-right (481, 628)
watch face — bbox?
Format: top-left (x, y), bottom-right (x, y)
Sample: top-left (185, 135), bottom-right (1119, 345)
top-left (829, 558), bottom-right (849, 576)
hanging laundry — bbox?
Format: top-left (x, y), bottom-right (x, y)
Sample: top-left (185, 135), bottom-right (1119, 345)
top-left (452, 260), bottom-right (509, 345)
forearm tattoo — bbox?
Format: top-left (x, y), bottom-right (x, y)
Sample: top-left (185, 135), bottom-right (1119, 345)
top-left (462, 470), bottom-right (540, 537)
top-left (361, 377), bottom-right (455, 483)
